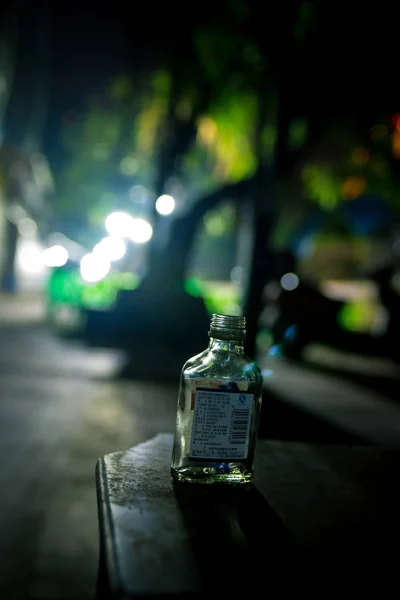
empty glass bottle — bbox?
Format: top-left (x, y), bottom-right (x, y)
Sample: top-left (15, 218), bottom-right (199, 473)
top-left (171, 314), bottom-right (263, 484)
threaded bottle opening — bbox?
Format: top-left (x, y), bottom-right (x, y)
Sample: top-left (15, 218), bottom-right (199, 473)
top-left (209, 314), bottom-right (246, 341)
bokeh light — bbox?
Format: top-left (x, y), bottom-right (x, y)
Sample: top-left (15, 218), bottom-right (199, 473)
top-left (17, 217), bottom-right (37, 238)
top-left (261, 368), bottom-right (273, 378)
top-left (155, 194), bottom-right (175, 215)
top-left (280, 272), bottom-right (299, 291)
top-left (120, 156), bottom-right (138, 176)
top-left (197, 117), bottom-right (217, 146)
top-left (105, 212), bottom-right (136, 238)
top-left (204, 214), bottom-right (225, 236)
top-left (80, 253), bottom-right (110, 283)
top-left (392, 130), bottom-right (400, 159)
top-left (18, 243), bottom-right (44, 274)
top-left (230, 266), bottom-right (243, 284)
top-left (93, 236), bottom-right (126, 262)
top-left (92, 143), bottom-right (108, 160)
top-left (351, 147), bottom-right (369, 166)
top-left (43, 245), bottom-right (69, 268)
top-left (369, 124), bottom-right (387, 141)
top-left (130, 185), bottom-right (149, 204)
top-left (392, 114), bottom-right (400, 132)
top-left (7, 204), bottom-right (26, 224)
top-left (129, 218), bottom-right (153, 243)
top-left (223, 302), bottom-right (241, 316)
top-left (342, 176), bottom-right (367, 200)
top-left (105, 212), bottom-right (153, 243)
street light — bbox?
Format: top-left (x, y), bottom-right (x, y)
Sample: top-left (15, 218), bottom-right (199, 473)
top-left (43, 245), bottom-right (69, 267)
top-left (129, 218), bottom-right (153, 243)
top-left (80, 253), bottom-right (110, 283)
top-left (155, 194), bottom-right (175, 216)
top-left (105, 212), bottom-right (136, 238)
top-left (280, 273), bottom-right (299, 291)
top-left (18, 218), bottom-right (37, 238)
top-left (93, 236), bottom-right (126, 262)
top-left (18, 243), bottom-right (44, 274)
top-left (105, 212), bottom-right (153, 243)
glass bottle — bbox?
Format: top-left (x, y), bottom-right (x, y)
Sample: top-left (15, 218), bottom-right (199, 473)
top-left (171, 314), bottom-right (263, 484)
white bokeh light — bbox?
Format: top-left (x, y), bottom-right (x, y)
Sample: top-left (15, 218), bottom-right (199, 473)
top-left (17, 218), bottom-right (37, 238)
top-left (7, 204), bottom-right (26, 224)
top-left (18, 243), bottom-right (44, 274)
top-left (129, 218), bottom-right (153, 243)
top-left (230, 265), bottom-right (243, 284)
top-left (280, 272), bottom-right (299, 291)
top-left (155, 194), bottom-right (175, 216)
top-left (93, 236), bottom-right (126, 262)
top-left (105, 212), bottom-right (136, 238)
top-left (80, 253), bottom-right (110, 283)
top-left (43, 245), bottom-right (69, 268)
top-left (105, 212), bottom-right (153, 244)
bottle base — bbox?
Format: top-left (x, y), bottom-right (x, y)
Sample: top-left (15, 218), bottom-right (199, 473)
top-left (171, 466), bottom-right (253, 485)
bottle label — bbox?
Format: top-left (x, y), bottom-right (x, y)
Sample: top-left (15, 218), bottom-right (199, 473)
top-left (189, 387), bottom-right (254, 460)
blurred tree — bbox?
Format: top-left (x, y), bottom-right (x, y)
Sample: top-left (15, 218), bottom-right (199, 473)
top-left (0, 1), bottom-right (53, 291)
top-left (50, 0), bottom-right (400, 355)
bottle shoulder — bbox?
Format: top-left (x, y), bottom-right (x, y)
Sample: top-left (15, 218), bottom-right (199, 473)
top-left (182, 347), bottom-right (262, 383)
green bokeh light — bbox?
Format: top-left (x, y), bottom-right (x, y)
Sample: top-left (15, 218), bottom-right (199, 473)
top-left (338, 301), bottom-right (374, 332)
top-left (49, 267), bottom-right (240, 319)
top-left (48, 269), bottom-right (140, 311)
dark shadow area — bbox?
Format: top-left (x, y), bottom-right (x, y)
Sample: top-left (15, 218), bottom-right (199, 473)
top-left (173, 481), bottom-right (301, 593)
top-left (259, 386), bottom-right (365, 445)
top-left (82, 289), bottom-right (210, 382)
top-left (115, 343), bottom-right (187, 383)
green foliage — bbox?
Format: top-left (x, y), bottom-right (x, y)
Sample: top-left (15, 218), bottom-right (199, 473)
top-left (289, 119), bottom-right (308, 150)
top-left (56, 50), bottom-right (262, 233)
top-left (261, 125), bottom-right (277, 162)
top-left (301, 125), bottom-right (400, 215)
top-left (193, 27), bottom-right (244, 81)
top-left (52, 3), bottom-right (400, 257)
top-left (302, 164), bottom-right (342, 210)
top-left (225, 0), bottom-right (250, 21)
top-left (56, 72), bottom-right (162, 231)
top-left (293, 1), bottom-right (316, 41)
top-left (193, 90), bottom-right (258, 185)
top-left (203, 202), bottom-right (236, 237)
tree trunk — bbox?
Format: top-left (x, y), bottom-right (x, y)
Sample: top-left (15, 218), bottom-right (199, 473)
top-left (147, 79), bottom-right (211, 275)
top-left (1, 219), bottom-right (18, 292)
top-left (243, 182), bottom-right (274, 359)
top-left (144, 176), bottom-right (254, 289)
top-left (243, 79), bottom-right (291, 358)
top-left (0, 3), bottom-right (51, 291)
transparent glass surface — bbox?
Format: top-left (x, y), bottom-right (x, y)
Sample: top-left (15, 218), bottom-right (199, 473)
top-left (171, 337), bottom-right (263, 484)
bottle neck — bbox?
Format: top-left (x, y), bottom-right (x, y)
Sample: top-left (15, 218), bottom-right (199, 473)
top-left (209, 337), bottom-right (244, 354)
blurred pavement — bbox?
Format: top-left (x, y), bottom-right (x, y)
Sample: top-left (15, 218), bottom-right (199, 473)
top-left (0, 292), bottom-right (45, 326)
top-left (0, 320), bottom-right (177, 599)
top-left (263, 354), bottom-right (400, 447)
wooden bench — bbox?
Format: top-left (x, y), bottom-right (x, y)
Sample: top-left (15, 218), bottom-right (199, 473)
top-left (96, 434), bottom-right (400, 597)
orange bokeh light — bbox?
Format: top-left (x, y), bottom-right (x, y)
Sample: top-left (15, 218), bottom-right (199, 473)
top-left (392, 130), bottom-right (400, 158)
top-left (392, 114), bottom-right (400, 132)
top-left (369, 124), bottom-right (388, 141)
top-left (351, 147), bottom-right (370, 166)
top-left (342, 176), bottom-right (367, 200)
